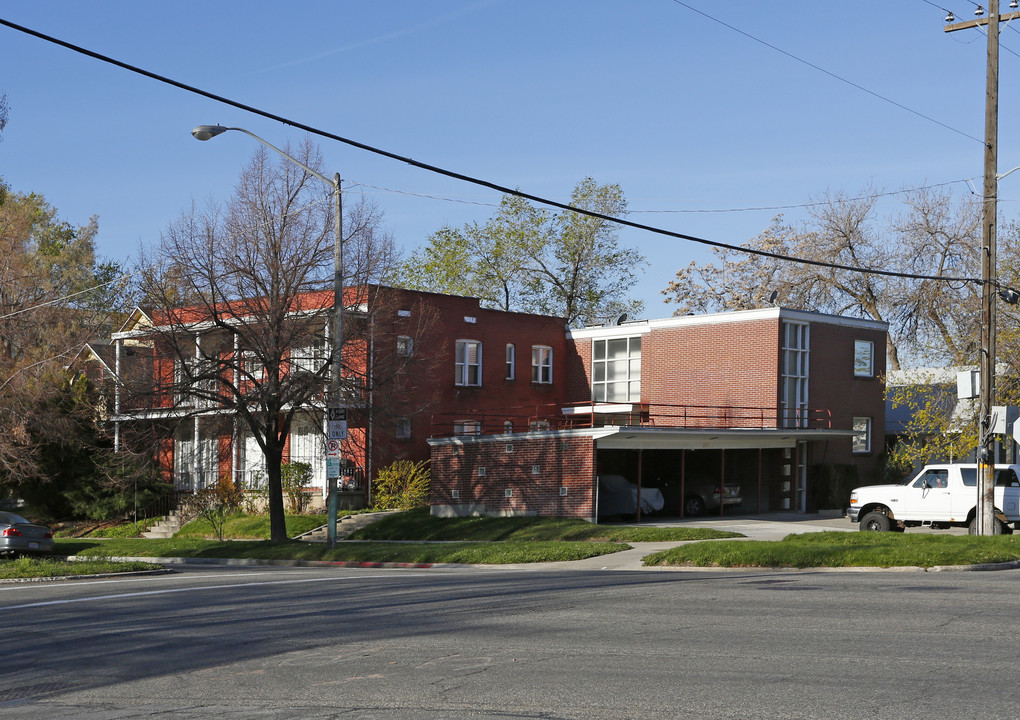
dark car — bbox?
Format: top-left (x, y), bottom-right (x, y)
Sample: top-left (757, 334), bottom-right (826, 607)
top-left (0, 511), bottom-right (55, 556)
top-left (680, 479), bottom-right (742, 517)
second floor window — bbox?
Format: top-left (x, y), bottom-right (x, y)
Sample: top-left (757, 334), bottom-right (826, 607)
top-left (455, 340), bottom-right (482, 386)
top-left (854, 340), bottom-right (874, 377)
top-left (506, 344), bottom-right (516, 380)
top-left (532, 345), bottom-right (553, 384)
top-left (397, 335), bottom-right (413, 358)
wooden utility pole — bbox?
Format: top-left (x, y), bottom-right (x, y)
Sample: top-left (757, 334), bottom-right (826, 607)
top-left (945, 1), bottom-right (1020, 534)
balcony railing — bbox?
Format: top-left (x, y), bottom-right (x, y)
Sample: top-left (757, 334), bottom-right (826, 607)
top-left (430, 401), bottom-right (832, 438)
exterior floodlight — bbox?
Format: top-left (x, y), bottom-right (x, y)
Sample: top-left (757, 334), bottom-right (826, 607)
top-left (945, 11), bottom-right (954, 21)
top-left (191, 125), bottom-right (228, 141)
top-left (999, 288), bottom-right (1020, 305)
top-left (974, 4), bottom-right (985, 15)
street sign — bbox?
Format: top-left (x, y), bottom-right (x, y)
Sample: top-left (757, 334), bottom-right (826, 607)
top-left (328, 421), bottom-right (348, 440)
top-left (326, 457), bottom-right (341, 479)
top-left (327, 406), bottom-right (347, 422)
top-left (326, 439), bottom-right (341, 457)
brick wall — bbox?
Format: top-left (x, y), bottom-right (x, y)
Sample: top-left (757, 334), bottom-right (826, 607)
top-left (429, 433), bottom-right (596, 519)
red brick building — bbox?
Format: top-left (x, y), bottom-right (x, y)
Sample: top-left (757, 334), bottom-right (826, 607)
top-left (84, 287), bottom-right (885, 520)
top-left (428, 308), bottom-right (886, 520)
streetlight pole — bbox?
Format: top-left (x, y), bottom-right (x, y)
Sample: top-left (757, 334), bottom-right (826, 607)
top-left (191, 124), bottom-right (344, 547)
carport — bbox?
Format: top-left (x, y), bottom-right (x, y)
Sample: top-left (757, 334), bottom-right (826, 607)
top-left (588, 426), bottom-right (855, 520)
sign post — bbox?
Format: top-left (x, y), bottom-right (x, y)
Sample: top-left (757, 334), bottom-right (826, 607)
top-left (325, 406), bottom-right (346, 548)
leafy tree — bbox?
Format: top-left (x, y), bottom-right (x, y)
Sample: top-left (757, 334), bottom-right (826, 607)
top-left (0, 182), bottom-right (129, 492)
top-left (396, 178), bottom-right (645, 326)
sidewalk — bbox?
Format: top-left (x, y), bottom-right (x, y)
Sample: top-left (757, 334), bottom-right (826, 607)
top-left (508, 512), bottom-right (858, 572)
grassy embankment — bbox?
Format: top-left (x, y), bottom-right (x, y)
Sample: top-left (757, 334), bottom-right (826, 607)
top-left (52, 508), bottom-right (741, 566)
top-left (643, 531), bottom-right (1020, 569)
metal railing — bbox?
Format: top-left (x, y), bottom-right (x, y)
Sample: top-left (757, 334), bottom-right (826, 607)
top-left (430, 401), bottom-right (833, 437)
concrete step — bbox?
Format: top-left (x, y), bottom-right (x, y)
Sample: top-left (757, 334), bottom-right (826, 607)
top-left (296, 510), bottom-right (402, 543)
top-left (140, 513), bottom-right (185, 539)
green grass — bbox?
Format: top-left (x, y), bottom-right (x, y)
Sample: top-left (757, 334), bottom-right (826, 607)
top-left (643, 531), bottom-right (1020, 569)
top-left (0, 555), bottom-right (162, 579)
top-left (349, 508), bottom-right (742, 542)
top-left (175, 513), bottom-right (327, 539)
top-left (54, 537), bottom-right (627, 564)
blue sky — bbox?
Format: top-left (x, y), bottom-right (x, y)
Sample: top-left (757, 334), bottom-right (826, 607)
top-left (1, 1), bottom-right (1017, 315)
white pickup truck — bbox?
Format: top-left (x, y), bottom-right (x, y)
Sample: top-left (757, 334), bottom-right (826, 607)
top-left (848, 463), bottom-right (1020, 534)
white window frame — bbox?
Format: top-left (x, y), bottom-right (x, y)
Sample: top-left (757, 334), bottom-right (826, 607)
top-left (854, 339), bottom-right (874, 377)
top-left (397, 335), bottom-right (413, 358)
top-left (532, 345), bottom-right (553, 384)
top-left (455, 340), bottom-right (482, 386)
top-left (505, 343), bottom-right (516, 381)
top-left (454, 419), bottom-right (481, 436)
top-left (781, 322), bottom-right (810, 428)
top-left (591, 337), bottom-right (641, 402)
top-left (852, 417), bottom-right (872, 454)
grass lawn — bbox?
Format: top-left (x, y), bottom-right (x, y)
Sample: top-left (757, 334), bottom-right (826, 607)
top-left (174, 513), bottom-right (328, 540)
top-left (643, 531), bottom-right (1020, 569)
top-left (55, 537), bottom-right (628, 565)
top-left (349, 508), bottom-right (743, 542)
top-left (0, 556), bottom-right (162, 580)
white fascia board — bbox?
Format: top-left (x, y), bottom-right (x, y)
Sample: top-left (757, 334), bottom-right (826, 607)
top-left (568, 307), bottom-right (887, 341)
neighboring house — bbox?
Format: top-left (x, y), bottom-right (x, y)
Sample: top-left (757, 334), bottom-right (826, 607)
top-left (75, 286), bottom-right (569, 508)
top-left (77, 288), bottom-right (886, 520)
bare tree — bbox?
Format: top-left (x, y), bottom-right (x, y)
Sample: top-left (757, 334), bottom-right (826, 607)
top-left (134, 139), bottom-right (407, 542)
top-left (662, 188), bottom-right (984, 371)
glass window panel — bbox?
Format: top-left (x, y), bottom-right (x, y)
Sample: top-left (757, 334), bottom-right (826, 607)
top-left (593, 340), bottom-right (606, 361)
top-left (607, 338), bottom-right (628, 360)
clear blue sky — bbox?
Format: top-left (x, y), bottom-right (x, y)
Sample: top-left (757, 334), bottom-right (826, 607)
top-left (1, 1), bottom-right (1017, 315)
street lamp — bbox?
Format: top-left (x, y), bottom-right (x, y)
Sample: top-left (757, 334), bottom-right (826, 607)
top-left (192, 124), bottom-right (344, 547)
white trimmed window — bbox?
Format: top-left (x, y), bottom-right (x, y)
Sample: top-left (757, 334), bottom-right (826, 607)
top-left (397, 335), bottom-right (413, 358)
top-left (532, 345), bottom-right (553, 384)
top-left (854, 340), bottom-right (874, 377)
top-left (781, 322), bottom-right (809, 428)
top-left (592, 337), bottom-right (641, 402)
top-left (505, 344), bottom-right (516, 380)
top-left (455, 340), bottom-right (482, 386)
top-left (454, 420), bottom-right (481, 436)
top-left (852, 417), bottom-right (872, 454)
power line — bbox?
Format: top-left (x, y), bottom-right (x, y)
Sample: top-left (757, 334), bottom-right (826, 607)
top-left (0, 17), bottom-right (990, 286)
top-left (671, 1), bottom-right (985, 145)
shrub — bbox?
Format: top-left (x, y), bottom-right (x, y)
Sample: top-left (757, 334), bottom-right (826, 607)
top-left (179, 479), bottom-right (241, 541)
top-left (373, 459), bottom-right (430, 510)
top-left (281, 462), bottom-right (313, 514)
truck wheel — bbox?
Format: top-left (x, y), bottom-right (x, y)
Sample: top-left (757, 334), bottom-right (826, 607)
top-left (860, 511), bottom-right (891, 532)
top-left (968, 517), bottom-right (1008, 535)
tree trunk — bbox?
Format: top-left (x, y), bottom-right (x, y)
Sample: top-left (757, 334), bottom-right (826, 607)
top-left (264, 441), bottom-right (288, 543)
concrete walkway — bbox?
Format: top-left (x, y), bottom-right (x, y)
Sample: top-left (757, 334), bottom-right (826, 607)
top-left (498, 512), bottom-right (858, 572)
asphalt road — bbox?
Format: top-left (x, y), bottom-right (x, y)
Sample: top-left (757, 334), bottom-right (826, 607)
top-left (2, 563), bottom-right (1019, 719)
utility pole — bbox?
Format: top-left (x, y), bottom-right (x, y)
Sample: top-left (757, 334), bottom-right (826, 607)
top-left (945, 1), bottom-right (1020, 534)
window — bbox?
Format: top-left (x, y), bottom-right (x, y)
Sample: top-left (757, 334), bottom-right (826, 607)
top-left (505, 344), bottom-right (516, 380)
top-left (854, 340), bottom-right (874, 377)
top-left (913, 468), bottom-right (948, 488)
top-left (454, 420), bottom-right (481, 436)
top-left (455, 340), bottom-right (482, 386)
top-left (397, 335), bottom-right (413, 358)
top-left (782, 322), bottom-right (809, 428)
top-left (532, 345), bottom-right (553, 384)
top-left (396, 417), bottom-right (411, 440)
top-left (290, 345), bottom-right (325, 375)
top-left (852, 417), bottom-right (871, 454)
top-left (592, 337), bottom-right (641, 402)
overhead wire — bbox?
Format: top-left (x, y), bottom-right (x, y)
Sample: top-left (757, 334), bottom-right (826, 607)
top-left (0, 17), bottom-right (995, 287)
